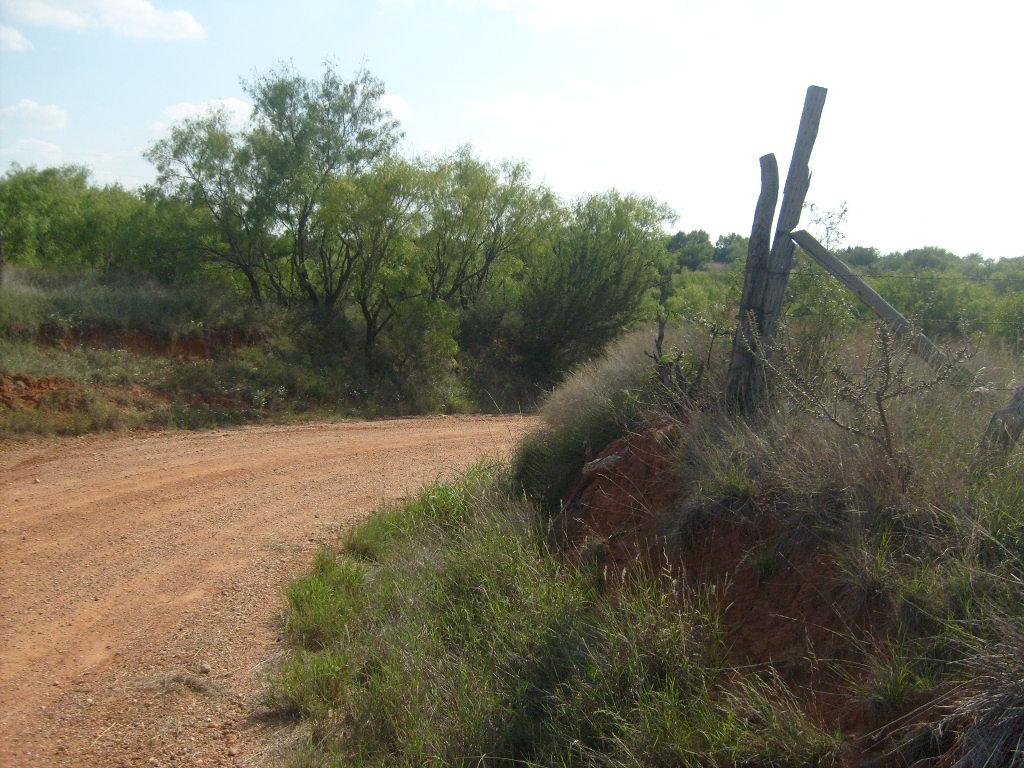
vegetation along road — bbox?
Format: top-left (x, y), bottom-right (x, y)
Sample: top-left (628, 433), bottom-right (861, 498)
top-left (0, 415), bottom-right (534, 767)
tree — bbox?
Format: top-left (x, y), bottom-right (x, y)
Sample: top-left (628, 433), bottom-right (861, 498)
top-left (0, 164), bottom-right (90, 265)
top-left (512, 191), bottom-right (674, 379)
top-left (667, 229), bottom-right (714, 271)
top-left (0, 163), bottom-right (152, 270)
top-left (419, 147), bottom-right (554, 309)
top-left (246, 63), bottom-right (401, 308)
top-left (323, 158), bottom-right (426, 360)
top-left (714, 232), bottom-right (748, 264)
top-left (838, 245), bottom-right (880, 268)
top-left (146, 63), bottom-right (401, 307)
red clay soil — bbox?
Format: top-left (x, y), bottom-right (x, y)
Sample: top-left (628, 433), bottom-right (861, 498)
top-left (0, 415), bottom-right (536, 767)
top-left (48, 328), bottom-right (251, 360)
top-left (556, 425), bottom-right (931, 759)
top-left (0, 374), bottom-right (78, 410)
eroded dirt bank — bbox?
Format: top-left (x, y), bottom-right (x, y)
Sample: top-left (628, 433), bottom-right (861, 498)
top-left (0, 415), bottom-right (534, 767)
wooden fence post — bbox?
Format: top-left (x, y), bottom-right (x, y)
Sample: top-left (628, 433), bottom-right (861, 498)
top-left (761, 85), bottom-right (828, 344)
top-left (790, 230), bottom-right (974, 387)
top-left (725, 85), bottom-right (827, 414)
top-left (725, 154), bottom-right (778, 411)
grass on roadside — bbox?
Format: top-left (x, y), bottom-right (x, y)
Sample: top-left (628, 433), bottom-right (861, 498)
top-left (266, 465), bottom-right (841, 768)
top-left (268, 323), bottom-right (1024, 767)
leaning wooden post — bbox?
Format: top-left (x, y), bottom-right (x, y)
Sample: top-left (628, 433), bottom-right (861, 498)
top-left (791, 230), bottom-right (974, 387)
top-left (760, 85), bottom-right (827, 344)
top-left (726, 154), bottom-right (778, 412)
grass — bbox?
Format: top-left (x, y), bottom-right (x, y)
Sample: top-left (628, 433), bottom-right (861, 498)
top-left (0, 264), bottom-right (500, 436)
top-left (267, 464), bottom-right (841, 768)
top-left (268, 320), bottom-right (1024, 766)
top-left (0, 264), bottom-right (261, 341)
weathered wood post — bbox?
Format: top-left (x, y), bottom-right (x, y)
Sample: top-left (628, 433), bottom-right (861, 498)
top-left (761, 85), bottom-right (828, 345)
top-left (790, 230), bottom-right (975, 387)
top-left (726, 85), bottom-right (827, 414)
top-left (725, 155), bottom-right (778, 411)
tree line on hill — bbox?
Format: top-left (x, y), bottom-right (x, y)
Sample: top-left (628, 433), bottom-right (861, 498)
top-left (2, 63), bottom-right (1022, 405)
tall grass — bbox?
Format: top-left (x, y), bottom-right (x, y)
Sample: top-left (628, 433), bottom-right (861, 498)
top-left (268, 465), bottom-right (840, 767)
top-left (0, 264), bottom-right (260, 340)
top-left (270, 321), bottom-right (1023, 766)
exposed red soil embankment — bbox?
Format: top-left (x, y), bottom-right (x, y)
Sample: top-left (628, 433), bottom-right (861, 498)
top-left (44, 328), bottom-right (255, 360)
top-left (555, 425), bottom-right (938, 761)
top-left (0, 374), bottom-right (78, 410)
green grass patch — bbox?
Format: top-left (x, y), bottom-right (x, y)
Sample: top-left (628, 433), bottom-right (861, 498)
top-left (267, 467), bottom-right (841, 767)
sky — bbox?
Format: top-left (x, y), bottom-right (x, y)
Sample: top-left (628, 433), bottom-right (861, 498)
top-left (1, 0), bottom-right (1022, 259)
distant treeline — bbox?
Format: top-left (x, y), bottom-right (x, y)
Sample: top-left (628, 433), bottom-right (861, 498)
top-left (2, 64), bottom-right (1022, 405)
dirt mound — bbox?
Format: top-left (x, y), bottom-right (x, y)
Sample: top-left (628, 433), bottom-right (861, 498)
top-left (556, 425), bottom-right (935, 757)
top-left (0, 373), bottom-right (78, 410)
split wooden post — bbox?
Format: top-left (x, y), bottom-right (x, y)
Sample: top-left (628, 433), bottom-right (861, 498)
top-left (790, 230), bottom-right (974, 387)
top-left (726, 85), bottom-right (827, 414)
top-left (725, 154), bottom-right (779, 411)
top-left (761, 85), bottom-right (828, 344)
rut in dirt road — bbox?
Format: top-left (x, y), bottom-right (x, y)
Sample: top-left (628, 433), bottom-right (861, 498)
top-left (0, 414), bottom-right (535, 767)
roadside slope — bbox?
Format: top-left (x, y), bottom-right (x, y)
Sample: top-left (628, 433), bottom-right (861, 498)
top-left (0, 415), bottom-right (534, 767)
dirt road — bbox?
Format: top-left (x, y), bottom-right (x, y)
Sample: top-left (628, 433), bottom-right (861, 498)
top-left (0, 415), bottom-right (534, 767)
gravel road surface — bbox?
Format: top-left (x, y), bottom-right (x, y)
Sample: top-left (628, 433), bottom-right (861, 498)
top-left (0, 415), bottom-right (534, 767)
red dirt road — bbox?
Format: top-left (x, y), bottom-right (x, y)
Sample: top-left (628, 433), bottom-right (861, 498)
top-left (0, 415), bottom-right (534, 767)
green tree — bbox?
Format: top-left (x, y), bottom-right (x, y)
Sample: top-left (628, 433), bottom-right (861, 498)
top-left (667, 229), bottom-right (714, 271)
top-left (419, 147), bottom-right (554, 309)
top-left (324, 158), bottom-right (426, 361)
top-left (146, 63), bottom-right (401, 307)
top-left (512, 191), bottom-right (674, 379)
top-left (0, 163), bottom-right (153, 271)
top-left (838, 245), bottom-right (880, 268)
top-left (713, 232), bottom-right (748, 264)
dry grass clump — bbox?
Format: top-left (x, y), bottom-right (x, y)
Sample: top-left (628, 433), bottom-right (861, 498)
top-left (944, 617), bottom-right (1024, 768)
top-left (514, 324), bottom-right (726, 512)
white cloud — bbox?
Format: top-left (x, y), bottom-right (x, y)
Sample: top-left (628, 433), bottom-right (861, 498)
top-left (380, 91), bottom-right (412, 119)
top-left (0, 98), bottom-right (69, 131)
top-left (0, 23), bottom-right (33, 49)
top-left (0, 0), bottom-right (90, 30)
top-left (152, 97), bottom-right (253, 134)
top-left (0, 137), bottom-right (64, 166)
top-left (0, 0), bottom-right (204, 40)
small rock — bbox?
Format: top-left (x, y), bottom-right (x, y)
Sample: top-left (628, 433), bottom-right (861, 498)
top-left (198, 662), bottom-right (211, 674)
top-left (34, 478), bottom-right (41, 484)
top-left (227, 747), bottom-right (239, 756)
